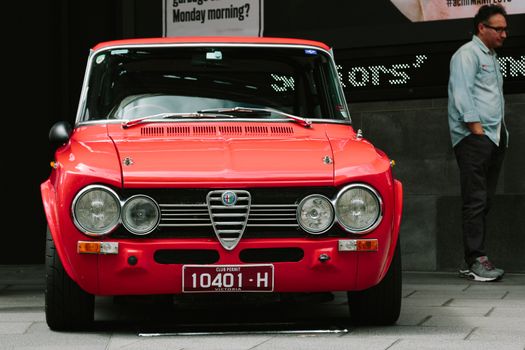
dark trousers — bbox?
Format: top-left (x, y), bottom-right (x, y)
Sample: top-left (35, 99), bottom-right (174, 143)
top-left (453, 132), bottom-right (506, 267)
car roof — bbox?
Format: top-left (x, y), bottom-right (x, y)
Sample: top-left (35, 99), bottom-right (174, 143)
top-left (92, 36), bottom-right (331, 52)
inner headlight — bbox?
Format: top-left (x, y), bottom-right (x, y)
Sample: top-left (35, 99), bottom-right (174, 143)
top-left (121, 195), bottom-right (160, 235)
top-left (335, 184), bottom-right (382, 233)
top-left (72, 185), bottom-right (121, 236)
top-left (297, 195), bottom-right (334, 234)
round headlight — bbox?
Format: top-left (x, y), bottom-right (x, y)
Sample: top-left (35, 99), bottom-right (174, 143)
top-left (335, 184), bottom-right (382, 233)
top-left (72, 185), bottom-right (121, 236)
top-left (297, 195), bottom-right (334, 234)
top-left (122, 195), bottom-right (160, 235)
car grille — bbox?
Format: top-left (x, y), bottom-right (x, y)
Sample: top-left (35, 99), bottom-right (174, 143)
top-left (115, 187), bottom-right (347, 238)
top-left (159, 203), bottom-right (298, 228)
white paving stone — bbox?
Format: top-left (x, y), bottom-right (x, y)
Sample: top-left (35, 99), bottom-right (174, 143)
top-left (487, 307), bottom-right (525, 317)
top-left (468, 327), bottom-right (525, 343)
top-left (0, 310), bottom-right (45, 322)
top-left (242, 334), bottom-right (400, 350)
top-left (107, 334), bottom-right (272, 350)
top-left (406, 289), bottom-right (508, 299)
top-left (0, 321), bottom-right (32, 334)
top-left (402, 305), bottom-right (491, 317)
top-left (348, 325), bottom-right (473, 340)
top-left (0, 322), bottom-right (111, 349)
top-left (421, 315), bottom-right (525, 331)
top-left (448, 298), bottom-right (525, 307)
top-left (391, 339), bottom-right (524, 350)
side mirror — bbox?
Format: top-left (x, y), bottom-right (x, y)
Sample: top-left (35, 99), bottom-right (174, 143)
top-left (49, 121), bottom-right (72, 146)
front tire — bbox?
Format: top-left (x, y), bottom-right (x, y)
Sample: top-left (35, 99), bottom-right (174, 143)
top-left (347, 239), bottom-right (402, 326)
top-left (45, 228), bottom-right (94, 331)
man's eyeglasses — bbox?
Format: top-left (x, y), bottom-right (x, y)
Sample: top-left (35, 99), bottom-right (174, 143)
top-left (483, 23), bottom-right (509, 35)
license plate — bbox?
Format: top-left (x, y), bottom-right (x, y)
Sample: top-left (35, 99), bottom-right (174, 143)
top-left (183, 264), bottom-right (274, 293)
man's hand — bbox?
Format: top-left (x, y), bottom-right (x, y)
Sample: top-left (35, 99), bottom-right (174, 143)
top-left (467, 122), bottom-right (484, 135)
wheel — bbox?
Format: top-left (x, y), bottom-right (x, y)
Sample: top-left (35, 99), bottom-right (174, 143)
top-left (45, 227), bottom-right (94, 331)
top-left (347, 238), bottom-right (402, 326)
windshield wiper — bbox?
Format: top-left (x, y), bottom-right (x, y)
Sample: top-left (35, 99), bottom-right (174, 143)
top-left (197, 107), bottom-right (312, 128)
top-left (122, 108), bottom-right (312, 129)
top-left (121, 112), bottom-right (234, 129)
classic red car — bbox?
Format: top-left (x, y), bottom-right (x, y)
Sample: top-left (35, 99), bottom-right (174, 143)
top-left (41, 36), bottom-right (403, 330)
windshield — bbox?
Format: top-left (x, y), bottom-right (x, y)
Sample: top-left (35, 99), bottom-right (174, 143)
top-left (81, 45), bottom-right (350, 122)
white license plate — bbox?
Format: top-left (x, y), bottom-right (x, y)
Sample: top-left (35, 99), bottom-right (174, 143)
top-left (182, 264), bottom-right (274, 293)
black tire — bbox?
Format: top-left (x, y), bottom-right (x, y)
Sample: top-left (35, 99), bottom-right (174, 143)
top-left (347, 239), bottom-right (402, 326)
top-left (45, 227), bottom-right (94, 331)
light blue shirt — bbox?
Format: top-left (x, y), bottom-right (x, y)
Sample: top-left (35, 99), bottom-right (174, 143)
top-left (448, 35), bottom-right (507, 148)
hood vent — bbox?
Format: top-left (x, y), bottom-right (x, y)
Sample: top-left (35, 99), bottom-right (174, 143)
top-left (167, 126), bottom-right (191, 136)
top-left (141, 126), bottom-right (165, 136)
top-left (193, 125), bottom-right (217, 135)
top-left (219, 125), bottom-right (243, 135)
top-left (245, 126), bottom-right (268, 135)
top-left (270, 126), bottom-right (294, 134)
top-left (139, 125), bottom-right (295, 137)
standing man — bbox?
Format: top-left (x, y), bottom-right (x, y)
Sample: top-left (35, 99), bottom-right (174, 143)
top-left (448, 4), bottom-right (508, 282)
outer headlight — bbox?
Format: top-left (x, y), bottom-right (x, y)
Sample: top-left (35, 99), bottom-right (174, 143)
top-left (72, 185), bottom-right (121, 236)
top-left (121, 195), bottom-right (160, 235)
top-left (335, 184), bottom-right (382, 233)
top-left (297, 195), bottom-right (334, 234)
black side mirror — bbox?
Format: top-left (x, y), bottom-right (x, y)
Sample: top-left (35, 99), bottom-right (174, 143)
top-left (49, 121), bottom-right (72, 146)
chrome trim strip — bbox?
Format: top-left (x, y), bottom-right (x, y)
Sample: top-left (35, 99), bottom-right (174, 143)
top-left (91, 42), bottom-right (333, 58)
top-left (251, 204), bottom-right (297, 208)
top-left (248, 224), bottom-right (299, 227)
top-left (209, 205), bottom-right (249, 209)
top-left (249, 213), bottom-right (296, 216)
top-left (162, 212), bottom-right (209, 216)
top-left (157, 223), bottom-right (300, 228)
top-left (158, 223), bottom-right (212, 227)
top-left (161, 218), bottom-right (210, 221)
top-left (212, 213), bottom-right (249, 218)
top-left (75, 118), bottom-right (352, 127)
top-left (76, 120), bottom-right (124, 126)
top-left (139, 328), bottom-right (348, 336)
top-left (160, 204), bottom-right (207, 207)
top-left (209, 221), bottom-right (245, 226)
top-left (249, 218), bottom-right (296, 221)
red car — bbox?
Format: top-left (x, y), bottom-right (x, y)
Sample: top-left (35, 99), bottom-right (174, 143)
top-left (42, 36), bottom-right (403, 330)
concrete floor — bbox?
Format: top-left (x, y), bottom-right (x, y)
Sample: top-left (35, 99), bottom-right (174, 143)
top-left (1, 265), bottom-right (524, 349)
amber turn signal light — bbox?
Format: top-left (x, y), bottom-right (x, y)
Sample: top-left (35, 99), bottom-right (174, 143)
top-left (338, 239), bottom-right (378, 252)
top-left (77, 241), bottom-right (118, 254)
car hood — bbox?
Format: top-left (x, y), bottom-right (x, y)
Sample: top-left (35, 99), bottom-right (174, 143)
top-left (107, 123), bottom-right (335, 187)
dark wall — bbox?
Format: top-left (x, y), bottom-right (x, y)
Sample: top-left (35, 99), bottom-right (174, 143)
top-left (5, 1), bottom-right (524, 269)
top-left (5, 1), bottom-right (56, 264)
top-left (3, 0), bottom-right (122, 264)
top-left (350, 95), bottom-right (525, 272)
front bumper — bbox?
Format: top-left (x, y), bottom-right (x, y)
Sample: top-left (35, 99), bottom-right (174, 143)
top-left (70, 237), bottom-right (392, 296)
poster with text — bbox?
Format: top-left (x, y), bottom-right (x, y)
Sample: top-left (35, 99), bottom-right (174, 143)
top-left (390, 0), bottom-right (525, 22)
top-left (163, 0), bottom-right (263, 37)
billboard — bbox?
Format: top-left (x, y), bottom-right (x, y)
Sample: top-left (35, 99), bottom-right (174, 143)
top-left (163, 0), bottom-right (263, 37)
top-left (391, 0), bottom-right (525, 22)
top-left (290, 1), bottom-right (525, 101)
